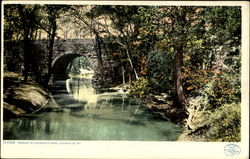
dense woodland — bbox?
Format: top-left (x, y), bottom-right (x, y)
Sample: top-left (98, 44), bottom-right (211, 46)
top-left (4, 5), bottom-right (241, 141)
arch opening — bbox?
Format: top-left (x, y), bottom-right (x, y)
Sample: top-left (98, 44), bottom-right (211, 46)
top-left (51, 53), bottom-right (93, 81)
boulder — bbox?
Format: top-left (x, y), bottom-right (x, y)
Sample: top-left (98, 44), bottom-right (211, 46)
top-left (3, 102), bottom-right (26, 116)
top-left (12, 84), bottom-right (49, 111)
top-left (186, 110), bottom-right (211, 131)
top-left (3, 72), bottom-right (50, 118)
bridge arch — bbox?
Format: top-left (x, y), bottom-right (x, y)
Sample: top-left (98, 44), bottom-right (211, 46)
top-left (51, 52), bottom-right (95, 81)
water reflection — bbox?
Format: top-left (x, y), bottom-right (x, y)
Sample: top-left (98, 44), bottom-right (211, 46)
top-left (66, 73), bottom-right (127, 111)
top-left (66, 69), bottom-right (99, 109)
top-left (45, 120), bottom-right (51, 134)
top-left (4, 75), bottom-right (183, 140)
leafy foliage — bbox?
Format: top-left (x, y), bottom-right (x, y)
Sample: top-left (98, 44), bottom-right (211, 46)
top-left (182, 6), bottom-right (241, 110)
top-left (4, 41), bottom-right (23, 72)
top-left (183, 61), bottom-right (240, 110)
top-left (209, 103), bottom-right (241, 141)
top-left (129, 78), bottom-right (149, 98)
top-left (147, 51), bottom-right (173, 93)
top-left (186, 102), bottom-right (240, 142)
top-left (67, 56), bottom-right (92, 74)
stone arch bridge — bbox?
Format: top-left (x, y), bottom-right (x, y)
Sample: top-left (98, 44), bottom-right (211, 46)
top-left (35, 38), bottom-right (100, 83)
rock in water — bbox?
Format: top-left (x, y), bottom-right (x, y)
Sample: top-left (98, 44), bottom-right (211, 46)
top-left (3, 102), bottom-right (26, 119)
top-left (3, 72), bottom-right (50, 118)
top-left (11, 84), bottom-right (49, 111)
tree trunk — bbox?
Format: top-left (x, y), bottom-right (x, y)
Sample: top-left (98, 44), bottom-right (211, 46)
top-left (174, 41), bottom-right (186, 110)
top-left (95, 35), bottom-right (103, 69)
top-left (125, 48), bottom-right (139, 80)
top-left (46, 17), bottom-right (57, 85)
top-left (18, 6), bottom-right (32, 83)
top-left (94, 35), bottom-right (105, 86)
top-left (117, 41), bottom-right (139, 80)
top-left (122, 65), bottom-right (125, 86)
top-left (23, 36), bottom-right (32, 83)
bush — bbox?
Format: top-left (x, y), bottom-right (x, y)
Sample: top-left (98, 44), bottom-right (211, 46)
top-left (147, 51), bottom-right (173, 93)
top-left (186, 102), bottom-right (240, 142)
top-left (208, 103), bottom-right (241, 142)
top-left (184, 63), bottom-right (240, 110)
top-left (129, 78), bottom-right (149, 98)
top-left (204, 73), bottom-right (240, 109)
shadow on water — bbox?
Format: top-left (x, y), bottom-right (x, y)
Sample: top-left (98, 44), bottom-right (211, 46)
top-left (4, 76), bottom-right (183, 141)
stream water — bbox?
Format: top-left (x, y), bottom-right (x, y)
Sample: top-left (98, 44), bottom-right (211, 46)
top-left (4, 75), bottom-right (183, 141)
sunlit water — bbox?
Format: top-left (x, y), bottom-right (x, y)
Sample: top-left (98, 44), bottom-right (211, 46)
top-left (4, 76), bottom-right (183, 141)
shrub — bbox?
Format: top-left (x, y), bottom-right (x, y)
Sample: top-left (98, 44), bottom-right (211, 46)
top-left (147, 51), bottom-right (173, 93)
top-left (184, 63), bottom-right (240, 110)
top-left (204, 72), bottom-right (240, 109)
top-left (129, 78), bottom-right (149, 98)
top-left (186, 102), bottom-right (241, 142)
top-left (208, 103), bottom-right (241, 142)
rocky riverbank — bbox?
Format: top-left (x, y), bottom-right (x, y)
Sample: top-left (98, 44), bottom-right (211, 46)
top-left (142, 93), bottom-right (236, 142)
top-left (141, 91), bottom-right (241, 142)
top-left (110, 84), bottom-right (188, 124)
top-left (3, 72), bottom-right (51, 120)
top-left (144, 93), bottom-right (188, 124)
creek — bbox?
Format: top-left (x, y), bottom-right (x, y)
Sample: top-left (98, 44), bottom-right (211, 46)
top-left (4, 74), bottom-right (183, 141)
